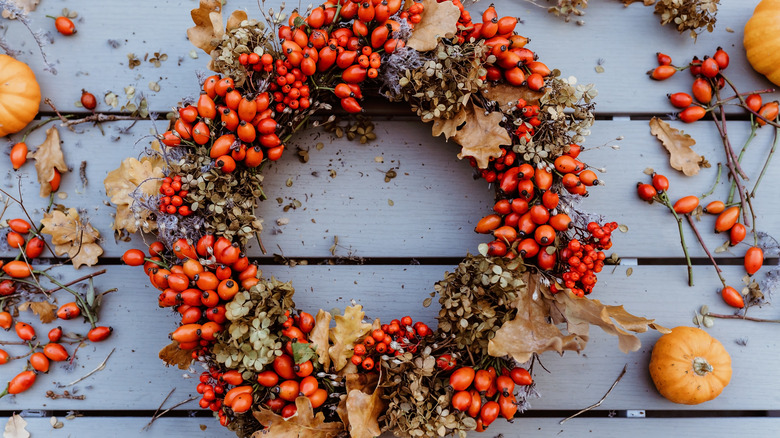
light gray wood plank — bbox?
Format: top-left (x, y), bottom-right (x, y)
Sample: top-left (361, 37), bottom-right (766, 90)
top-left (15, 416), bottom-right (780, 438)
top-left (2, 265), bottom-right (777, 411)
top-left (1, 1), bottom-right (775, 115)
top-left (2, 120), bottom-right (778, 259)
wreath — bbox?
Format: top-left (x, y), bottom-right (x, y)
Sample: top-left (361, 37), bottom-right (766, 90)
top-left (108, 0), bottom-right (667, 436)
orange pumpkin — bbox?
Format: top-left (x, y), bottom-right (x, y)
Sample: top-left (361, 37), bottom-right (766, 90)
top-left (0, 55), bottom-right (41, 137)
top-left (744, 0), bottom-right (780, 86)
top-left (649, 326), bottom-right (732, 405)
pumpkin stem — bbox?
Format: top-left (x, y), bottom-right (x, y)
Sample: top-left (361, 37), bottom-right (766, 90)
top-left (693, 357), bottom-right (714, 376)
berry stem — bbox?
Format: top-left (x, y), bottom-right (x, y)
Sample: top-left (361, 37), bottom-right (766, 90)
top-left (683, 214), bottom-right (726, 287)
top-left (700, 163), bottom-right (722, 199)
top-left (750, 125), bottom-right (779, 202)
top-left (727, 123), bottom-right (757, 205)
top-left (704, 312), bottom-right (780, 323)
top-left (659, 191), bottom-right (693, 286)
top-left (709, 109), bottom-right (751, 227)
top-left (721, 74), bottom-right (780, 129)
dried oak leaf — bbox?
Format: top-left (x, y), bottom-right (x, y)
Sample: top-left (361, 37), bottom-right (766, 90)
top-left (621, 0), bottom-right (656, 5)
top-left (3, 413), bottom-right (30, 438)
top-left (453, 101), bottom-right (512, 169)
top-left (549, 289), bottom-right (670, 354)
top-left (40, 208), bottom-right (103, 269)
top-left (341, 373), bottom-right (386, 438)
top-left (1, 0), bottom-right (39, 19)
top-left (329, 305), bottom-right (372, 371)
top-left (18, 301), bottom-right (58, 324)
top-left (159, 341), bottom-right (194, 370)
top-left (483, 83), bottom-right (545, 113)
top-left (488, 272), bottom-right (584, 362)
top-left (310, 309), bottom-right (332, 370)
top-left (104, 155), bottom-right (165, 235)
top-left (187, 0), bottom-right (248, 54)
top-left (406, 0), bottom-right (460, 52)
top-left (28, 127), bottom-right (68, 198)
top-left (649, 117), bottom-right (702, 176)
top-left (252, 397), bottom-right (344, 438)
top-left (430, 103), bottom-right (468, 141)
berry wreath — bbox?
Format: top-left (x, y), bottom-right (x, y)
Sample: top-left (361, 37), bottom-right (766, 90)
top-left (109, 0), bottom-right (665, 436)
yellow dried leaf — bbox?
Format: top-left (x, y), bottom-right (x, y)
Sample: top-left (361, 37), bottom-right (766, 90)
top-left (40, 208), bottom-right (103, 269)
top-left (343, 373), bottom-right (386, 438)
top-left (2, 0), bottom-right (39, 18)
top-left (104, 155), bottom-right (165, 235)
top-left (483, 83), bottom-right (545, 113)
top-left (28, 127), bottom-right (68, 197)
top-left (252, 397), bottom-right (344, 438)
top-left (406, 0), bottom-right (460, 52)
top-left (159, 341), bottom-right (194, 370)
top-left (18, 301), bottom-right (58, 324)
top-left (187, 0), bottom-right (225, 54)
top-left (649, 117), bottom-right (702, 176)
top-left (430, 105), bottom-right (468, 141)
top-left (454, 101), bottom-right (512, 169)
top-left (310, 309), bottom-right (332, 370)
top-left (226, 10), bottom-right (247, 31)
top-left (488, 273), bottom-right (585, 362)
top-left (329, 305), bottom-right (372, 371)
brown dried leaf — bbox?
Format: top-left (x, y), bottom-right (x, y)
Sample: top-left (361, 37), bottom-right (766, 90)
top-left (406, 0), bottom-right (460, 52)
top-left (483, 83), bottom-right (545, 113)
top-left (28, 127), bottom-right (68, 197)
top-left (104, 155), bottom-right (165, 235)
top-left (649, 117), bottom-right (702, 176)
top-left (310, 309), bottom-right (332, 370)
top-left (454, 101), bottom-right (512, 169)
top-left (187, 0), bottom-right (225, 54)
top-left (252, 397), bottom-right (344, 438)
top-left (550, 290), bottom-right (665, 353)
top-left (226, 10), bottom-right (247, 31)
top-left (430, 105), bottom-right (468, 141)
top-left (329, 305), bottom-right (372, 371)
top-left (621, 0), bottom-right (655, 5)
top-left (159, 341), bottom-right (194, 370)
top-left (488, 273), bottom-right (585, 362)
top-left (18, 301), bottom-right (57, 324)
top-left (343, 373), bottom-right (386, 438)
top-left (2, 0), bottom-right (39, 18)
top-left (40, 208), bottom-right (103, 269)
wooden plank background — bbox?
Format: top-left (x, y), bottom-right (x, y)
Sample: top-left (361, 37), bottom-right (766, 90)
top-left (2, 0), bottom-right (780, 436)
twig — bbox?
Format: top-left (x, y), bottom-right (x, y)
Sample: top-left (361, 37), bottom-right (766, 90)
top-left (700, 163), bottom-right (722, 199)
top-left (706, 312), bottom-right (780, 323)
top-left (659, 191), bottom-right (694, 286)
top-left (728, 124), bottom-right (757, 204)
top-left (722, 74), bottom-right (780, 129)
top-left (684, 214), bottom-right (726, 286)
top-left (559, 364), bottom-right (627, 424)
top-left (751, 125), bottom-right (779, 200)
top-left (42, 269), bottom-right (107, 295)
top-left (143, 396), bottom-right (198, 430)
top-left (44, 98), bottom-right (72, 128)
top-left (62, 114), bottom-right (143, 127)
top-left (143, 388), bottom-right (176, 431)
top-left (59, 348), bottom-right (115, 387)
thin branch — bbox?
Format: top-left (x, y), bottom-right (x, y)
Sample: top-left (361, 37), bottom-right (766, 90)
top-left (59, 348), bottom-right (115, 387)
top-left (706, 312), bottom-right (780, 323)
top-left (62, 114), bottom-right (144, 128)
top-left (559, 364), bottom-right (627, 424)
top-left (659, 191), bottom-right (693, 286)
top-left (751, 125), bottom-right (779, 200)
top-left (42, 269), bottom-right (107, 295)
top-left (143, 388), bottom-right (176, 431)
top-left (142, 396), bottom-right (198, 430)
top-left (700, 163), bottom-right (722, 199)
top-left (684, 214), bottom-right (726, 286)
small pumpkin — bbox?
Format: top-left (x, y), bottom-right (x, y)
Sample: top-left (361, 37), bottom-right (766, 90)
top-left (649, 326), bottom-right (732, 405)
top-left (745, 0), bottom-right (780, 86)
top-left (0, 55), bottom-right (41, 137)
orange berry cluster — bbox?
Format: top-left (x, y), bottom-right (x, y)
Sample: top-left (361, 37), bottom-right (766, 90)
top-left (158, 175), bottom-right (192, 216)
top-left (558, 222), bottom-right (616, 297)
top-left (446, 365), bottom-right (533, 432)
top-left (350, 316), bottom-right (432, 371)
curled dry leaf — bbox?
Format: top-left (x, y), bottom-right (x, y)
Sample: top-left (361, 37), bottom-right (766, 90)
top-left (1, 0), bottom-right (39, 19)
top-left (309, 309), bottom-right (332, 370)
top-left (104, 155), bottom-right (165, 235)
top-left (252, 396), bottom-right (344, 438)
top-left (649, 117), bottom-right (703, 176)
top-left (28, 127), bottom-right (68, 197)
top-left (3, 413), bottom-right (30, 438)
top-left (40, 208), bottom-right (103, 269)
top-left (453, 101), bottom-right (513, 169)
top-left (18, 301), bottom-right (58, 324)
top-left (187, 0), bottom-right (248, 54)
top-left (329, 305), bottom-right (372, 371)
top-left (159, 341), bottom-right (194, 370)
top-left (406, 0), bottom-right (461, 52)
top-left (340, 372), bottom-right (386, 438)
top-left (488, 272), bottom-right (584, 362)
top-left (483, 83), bottom-right (545, 113)
top-left (430, 103), bottom-right (468, 141)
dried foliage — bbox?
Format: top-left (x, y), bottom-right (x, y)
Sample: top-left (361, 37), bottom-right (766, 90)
top-left (211, 18), bottom-right (270, 86)
top-left (211, 277), bottom-right (294, 373)
top-left (329, 305), bottom-right (373, 372)
top-left (18, 300), bottom-right (57, 323)
top-left (339, 373), bottom-right (386, 438)
top-left (654, 0), bottom-right (719, 38)
top-left (406, 0), bottom-right (460, 52)
top-left (159, 341), bottom-right (195, 370)
top-left (435, 255), bottom-right (526, 358)
top-left (104, 154), bottom-right (165, 236)
top-left (28, 127), bottom-right (68, 198)
top-left (252, 397), bottom-right (344, 438)
top-left (187, 0), bottom-right (248, 55)
top-left (40, 208), bottom-right (103, 269)
top-left (649, 117), bottom-right (703, 176)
